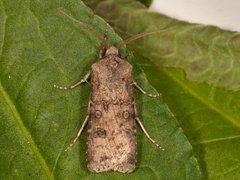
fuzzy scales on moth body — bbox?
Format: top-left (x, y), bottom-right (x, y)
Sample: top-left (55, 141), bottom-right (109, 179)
top-left (87, 47), bottom-right (137, 173)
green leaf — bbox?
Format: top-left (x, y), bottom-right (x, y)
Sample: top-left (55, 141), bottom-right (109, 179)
top-left (0, 0), bottom-right (200, 179)
top-left (82, 0), bottom-right (240, 179)
top-left (138, 56), bottom-right (240, 180)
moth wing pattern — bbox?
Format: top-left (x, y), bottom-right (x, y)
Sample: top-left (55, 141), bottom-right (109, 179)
top-left (87, 55), bottom-right (137, 173)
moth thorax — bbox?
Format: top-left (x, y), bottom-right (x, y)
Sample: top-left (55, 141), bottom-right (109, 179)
top-left (105, 46), bottom-right (119, 56)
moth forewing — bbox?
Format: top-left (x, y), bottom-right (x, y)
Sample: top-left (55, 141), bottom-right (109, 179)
top-left (87, 54), bottom-right (137, 172)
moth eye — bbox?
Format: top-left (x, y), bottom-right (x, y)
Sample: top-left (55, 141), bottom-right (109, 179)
top-left (123, 111), bottom-right (130, 119)
top-left (95, 110), bottom-right (102, 118)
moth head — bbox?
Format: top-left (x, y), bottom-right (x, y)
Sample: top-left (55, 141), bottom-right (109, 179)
top-left (105, 46), bottom-right (119, 56)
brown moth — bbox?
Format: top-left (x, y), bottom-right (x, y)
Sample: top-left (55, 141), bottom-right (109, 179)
top-left (55, 10), bottom-right (164, 173)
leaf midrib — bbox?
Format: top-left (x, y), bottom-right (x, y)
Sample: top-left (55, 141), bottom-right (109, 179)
top-left (0, 82), bottom-right (54, 180)
top-left (0, 2), bottom-right (53, 178)
top-left (193, 134), bottom-right (240, 145)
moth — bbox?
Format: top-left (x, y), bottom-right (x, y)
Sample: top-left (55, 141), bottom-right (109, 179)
top-left (55, 10), bottom-right (164, 173)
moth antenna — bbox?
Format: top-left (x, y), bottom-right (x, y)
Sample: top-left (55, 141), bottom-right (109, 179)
top-left (124, 30), bottom-right (163, 44)
top-left (117, 30), bottom-right (165, 49)
top-left (58, 9), bottom-right (109, 48)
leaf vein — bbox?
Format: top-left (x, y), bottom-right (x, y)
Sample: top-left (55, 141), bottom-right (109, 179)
top-left (162, 69), bottom-right (240, 128)
top-left (193, 134), bottom-right (240, 144)
top-left (0, 82), bottom-right (54, 179)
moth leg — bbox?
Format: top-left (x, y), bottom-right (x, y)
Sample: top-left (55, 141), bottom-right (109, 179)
top-left (135, 117), bottom-right (165, 151)
top-left (64, 115), bottom-right (89, 152)
top-left (64, 101), bottom-right (91, 152)
top-left (54, 71), bottom-right (90, 90)
top-left (134, 104), bottom-right (165, 151)
top-left (103, 24), bottom-right (110, 39)
top-left (132, 81), bottom-right (160, 97)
